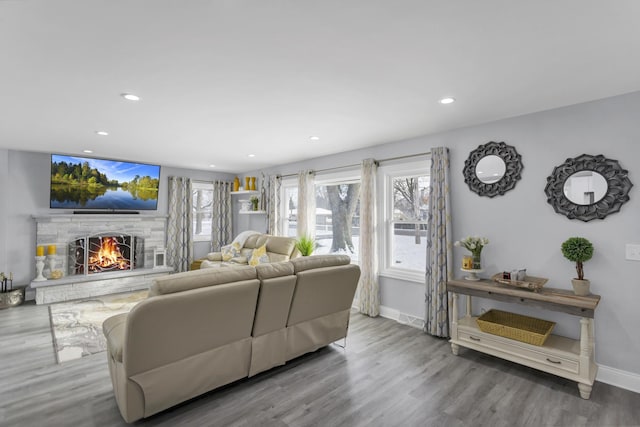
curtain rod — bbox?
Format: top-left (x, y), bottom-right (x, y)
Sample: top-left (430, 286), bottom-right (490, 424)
top-left (278, 151), bottom-right (431, 178)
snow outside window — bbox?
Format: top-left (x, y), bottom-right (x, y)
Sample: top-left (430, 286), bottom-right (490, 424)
top-left (280, 179), bottom-right (298, 238)
top-left (192, 181), bottom-right (214, 242)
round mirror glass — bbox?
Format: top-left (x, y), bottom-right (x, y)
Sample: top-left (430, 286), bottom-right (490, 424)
top-left (563, 171), bottom-right (608, 205)
top-left (475, 155), bottom-right (506, 184)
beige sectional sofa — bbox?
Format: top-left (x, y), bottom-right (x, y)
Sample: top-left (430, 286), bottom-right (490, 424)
top-left (190, 232), bottom-right (299, 270)
top-left (102, 254), bottom-right (360, 423)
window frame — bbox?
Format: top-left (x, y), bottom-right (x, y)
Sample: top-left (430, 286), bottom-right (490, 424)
top-left (192, 181), bottom-right (214, 242)
top-left (379, 159), bottom-right (431, 283)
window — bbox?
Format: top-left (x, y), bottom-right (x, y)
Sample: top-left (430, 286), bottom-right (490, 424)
top-left (314, 171), bottom-right (361, 264)
top-left (192, 181), bottom-right (213, 242)
top-left (280, 179), bottom-right (298, 238)
top-left (380, 160), bottom-right (430, 281)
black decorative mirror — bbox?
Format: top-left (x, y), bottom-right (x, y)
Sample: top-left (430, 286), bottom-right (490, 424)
top-left (463, 141), bottom-right (523, 197)
top-left (544, 154), bottom-right (633, 222)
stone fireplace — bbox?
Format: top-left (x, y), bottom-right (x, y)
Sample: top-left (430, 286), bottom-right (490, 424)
top-left (31, 214), bottom-right (172, 304)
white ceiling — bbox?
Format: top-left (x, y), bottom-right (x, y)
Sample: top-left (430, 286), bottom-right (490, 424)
top-left (1, 1), bottom-right (639, 173)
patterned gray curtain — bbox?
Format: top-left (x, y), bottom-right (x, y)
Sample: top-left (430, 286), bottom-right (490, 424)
top-left (424, 147), bottom-right (453, 337)
top-left (267, 175), bottom-right (282, 235)
top-left (212, 180), bottom-right (233, 250)
top-left (167, 176), bottom-right (193, 272)
top-left (358, 159), bottom-right (380, 316)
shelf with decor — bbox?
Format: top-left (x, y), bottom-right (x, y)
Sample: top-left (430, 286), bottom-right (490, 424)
top-left (446, 278), bottom-right (600, 400)
top-left (231, 190), bottom-right (259, 195)
top-left (239, 210), bottom-right (266, 215)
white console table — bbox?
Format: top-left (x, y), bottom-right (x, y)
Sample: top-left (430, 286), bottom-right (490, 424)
top-left (447, 278), bottom-right (600, 399)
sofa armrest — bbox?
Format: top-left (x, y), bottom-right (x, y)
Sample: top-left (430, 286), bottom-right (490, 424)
top-left (103, 313), bottom-right (128, 362)
top-left (207, 252), bottom-right (223, 261)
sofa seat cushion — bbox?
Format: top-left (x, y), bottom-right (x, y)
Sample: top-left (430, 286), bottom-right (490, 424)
top-left (103, 312), bottom-right (128, 362)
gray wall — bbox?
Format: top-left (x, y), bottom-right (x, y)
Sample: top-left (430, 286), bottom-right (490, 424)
top-left (245, 91), bottom-right (640, 376)
top-left (0, 150), bottom-right (234, 286)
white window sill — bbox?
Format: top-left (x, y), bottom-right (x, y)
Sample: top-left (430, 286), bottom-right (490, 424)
top-left (379, 270), bottom-right (425, 284)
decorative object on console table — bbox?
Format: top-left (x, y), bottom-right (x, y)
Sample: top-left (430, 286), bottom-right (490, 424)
top-left (476, 309), bottom-right (555, 346)
top-left (462, 255), bottom-right (473, 270)
top-left (455, 235), bottom-right (488, 269)
top-left (561, 237), bottom-right (594, 296)
top-left (491, 273), bottom-right (548, 292)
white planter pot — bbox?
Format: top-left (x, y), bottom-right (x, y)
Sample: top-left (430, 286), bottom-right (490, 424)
top-left (571, 279), bottom-right (591, 296)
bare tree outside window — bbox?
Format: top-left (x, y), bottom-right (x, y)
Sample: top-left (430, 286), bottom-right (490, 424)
top-left (314, 182), bottom-right (361, 262)
top-left (389, 174), bottom-right (429, 272)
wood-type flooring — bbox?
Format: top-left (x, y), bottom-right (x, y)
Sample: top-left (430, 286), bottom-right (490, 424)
top-left (1, 302), bottom-right (639, 427)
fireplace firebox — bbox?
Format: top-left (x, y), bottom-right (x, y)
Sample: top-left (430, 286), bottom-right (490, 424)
top-left (72, 235), bottom-right (143, 275)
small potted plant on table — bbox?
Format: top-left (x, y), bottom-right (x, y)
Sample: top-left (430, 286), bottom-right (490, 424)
top-left (561, 237), bottom-right (594, 296)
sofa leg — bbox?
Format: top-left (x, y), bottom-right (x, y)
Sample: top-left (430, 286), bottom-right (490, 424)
top-left (333, 337), bottom-right (347, 349)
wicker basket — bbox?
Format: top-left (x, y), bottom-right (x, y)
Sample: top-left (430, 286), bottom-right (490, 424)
top-left (476, 309), bottom-right (555, 346)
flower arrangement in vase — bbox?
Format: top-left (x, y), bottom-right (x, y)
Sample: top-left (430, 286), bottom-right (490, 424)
top-left (454, 236), bottom-right (489, 270)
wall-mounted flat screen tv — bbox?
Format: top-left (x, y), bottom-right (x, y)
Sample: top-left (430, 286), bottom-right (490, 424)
top-left (50, 154), bottom-right (161, 211)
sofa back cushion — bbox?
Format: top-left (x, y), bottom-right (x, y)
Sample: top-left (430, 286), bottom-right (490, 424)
top-left (243, 234), bottom-right (268, 250)
top-left (125, 280), bottom-right (260, 375)
top-left (149, 265), bottom-right (257, 296)
top-left (252, 262), bottom-right (297, 336)
top-left (287, 260), bottom-right (361, 326)
top-left (289, 254), bottom-right (352, 273)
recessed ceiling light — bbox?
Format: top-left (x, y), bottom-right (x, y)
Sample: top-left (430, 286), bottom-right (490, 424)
top-left (209, 164), bottom-right (216, 168)
top-left (439, 97), bottom-right (455, 104)
top-left (83, 149), bottom-right (93, 154)
top-left (248, 154), bottom-right (255, 158)
top-left (309, 136), bottom-right (320, 141)
top-left (121, 93), bottom-right (141, 101)
top-left (95, 131), bottom-right (109, 136)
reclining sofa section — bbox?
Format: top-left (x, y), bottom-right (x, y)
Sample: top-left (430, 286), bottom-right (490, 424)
top-left (102, 254), bottom-right (361, 423)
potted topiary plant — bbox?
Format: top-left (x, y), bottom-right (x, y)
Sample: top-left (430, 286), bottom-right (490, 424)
top-left (295, 235), bottom-right (317, 257)
top-left (561, 237), bottom-right (594, 296)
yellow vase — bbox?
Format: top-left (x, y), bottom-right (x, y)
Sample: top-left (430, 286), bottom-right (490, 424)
top-left (245, 177), bottom-right (250, 191)
top-left (233, 177), bottom-right (240, 192)
top-left (250, 177), bottom-right (256, 191)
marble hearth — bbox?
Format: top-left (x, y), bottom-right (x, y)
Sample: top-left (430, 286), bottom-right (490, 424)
top-left (31, 214), bottom-right (172, 303)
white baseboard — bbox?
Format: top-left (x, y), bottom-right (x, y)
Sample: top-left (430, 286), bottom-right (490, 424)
top-left (371, 305), bottom-right (640, 395)
top-left (379, 305), bottom-right (424, 329)
top-left (597, 364), bottom-right (640, 394)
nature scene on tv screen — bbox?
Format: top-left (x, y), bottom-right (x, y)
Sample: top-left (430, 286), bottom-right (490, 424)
top-left (50, 155), bottom-right (160, 210)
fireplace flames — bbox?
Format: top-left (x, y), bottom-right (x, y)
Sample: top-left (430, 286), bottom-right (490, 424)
top-left (88, 236), bottom-right (131, 273)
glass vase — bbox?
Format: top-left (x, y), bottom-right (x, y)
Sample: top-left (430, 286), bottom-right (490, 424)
top-left (472, 252), bottom-right (482, 270)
